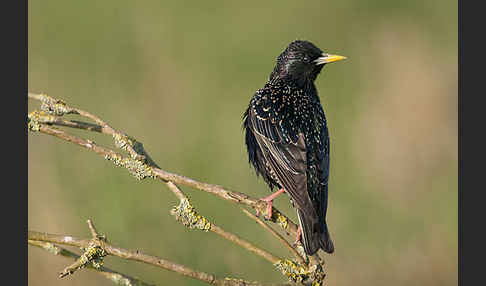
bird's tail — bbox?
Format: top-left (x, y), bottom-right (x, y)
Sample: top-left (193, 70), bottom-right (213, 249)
top-left (297, 209), bottom-right (334, 255)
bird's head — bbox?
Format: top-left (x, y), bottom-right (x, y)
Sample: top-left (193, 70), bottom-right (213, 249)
top-left (270, 40), bottom-right (346, 86)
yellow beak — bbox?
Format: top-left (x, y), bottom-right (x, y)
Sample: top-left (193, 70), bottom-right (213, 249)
top-left (314, 53), bottom-right (347, 65)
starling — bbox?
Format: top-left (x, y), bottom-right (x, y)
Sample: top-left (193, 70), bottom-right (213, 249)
top-left (242, 40), bottom-right (346, 255)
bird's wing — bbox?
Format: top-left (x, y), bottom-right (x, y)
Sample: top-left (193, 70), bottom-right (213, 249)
top-left (247, 106), bottom-right (316, 217)
top-left (315, 106), bottom-right (331, 228)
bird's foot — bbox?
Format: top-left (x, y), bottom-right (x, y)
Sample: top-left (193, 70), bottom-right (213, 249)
top-left (264, 200), bottom-right (273, 220)
top-left (258, 188), bottom-right (285, 220)
top-left (254, 200), bottom-right (273, 220)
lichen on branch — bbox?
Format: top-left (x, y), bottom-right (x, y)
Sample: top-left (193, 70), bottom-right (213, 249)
top-left (104, 152), bottom-right (156, 180)
top-left (171, 197), bottom-right (212, 231)
top-left (28, 110), bottom-right (57, 131)
top-left (37, 93), bottom-right (75, 116)
top-left (275, 259), bottom-right (325, 286)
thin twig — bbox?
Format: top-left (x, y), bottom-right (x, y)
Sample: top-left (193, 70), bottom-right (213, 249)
top-left (28, 240), bottom-right (155, 286)
top-left (210, 225), bottom-right (280, 264)
top-left (57, 221), bottom-right (108, 278)
top-left (242, 209), bottom-right (305, 265)
top-left (167, 182), bottom-right (281, 264)
top-left (28, 92), bottom-right (145, 162)
top-left (87, 219), bottom-right (101, 238)
top-left (38, 116), bottom-right (103, 132)
top-left (166, 181), bottom-right (186, 201)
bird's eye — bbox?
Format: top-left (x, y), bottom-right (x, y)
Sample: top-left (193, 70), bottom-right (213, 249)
top-left (303, 56), bottom-right (309, 63)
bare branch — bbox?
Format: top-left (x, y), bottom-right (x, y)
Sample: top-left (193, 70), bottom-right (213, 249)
top-left (28, 231), bottom-right (291, 286)
top-left (87, 219), bottom-right (101, 238)
top-left (211, 224), bottom-right (281, 264)
top-left (168, 182), bottom-right (281, 264)
top-left (28, 240), bottom-right (155, 286)
top-left (242, 209), bottom-right (306, 265)
top-left (28, 113), bottom-right (103, 132)
top-left (28, 92), bottom-right (146, 162)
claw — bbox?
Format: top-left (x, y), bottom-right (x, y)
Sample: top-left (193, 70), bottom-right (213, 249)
top-left (265, 200), bottom-right (273, 220)
top-left (258, 188), bottom-right (285, 220)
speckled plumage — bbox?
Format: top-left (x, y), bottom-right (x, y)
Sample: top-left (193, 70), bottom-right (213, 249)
top-left (243, 40), bottom-right (343, 255)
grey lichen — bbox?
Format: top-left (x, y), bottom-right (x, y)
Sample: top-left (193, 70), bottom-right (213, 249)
top-left (28, 110), bottom-right (57, 132)
top-left (274, 211), bottom-right (289, 230)
top-left (104, 153), bottom-right (155, 180)
top-left (106, 274), bottom-right (134, 286)
top-left (295, 244), bottom-right (309, 265)
top-left (28, 116), bottom-right (40, 132)
top-left (107, 273), bottom-right (154, 286)
top-left (112, 133), bottom-right (148, 163)
top-left (113, 133), bottom-right (134, 153)
top-left (171, 198), bottom-right (211, 231)
top-left (274, 259), bottom-right (325, 286)
top-left (81, 243), bottom-right (107, 270)
top-left (61, 241), bottom-right (107, 277)
top-left (38, 93), bottom-right (74, 116)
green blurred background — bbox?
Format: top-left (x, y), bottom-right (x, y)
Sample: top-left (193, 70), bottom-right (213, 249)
top-left (28, 1), bottom-right (457, 285)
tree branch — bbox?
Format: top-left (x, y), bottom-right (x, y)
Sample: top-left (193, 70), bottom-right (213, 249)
top-left (28, 224), bottom-right (291, 286)
top-left (241, 209), bottom-right (306, 265)
top-left (28, 93), bottom-right (299, 239)
top-left (28, 239), bottom-right (155, 286)
top-left (28, 92), bottom-right (146, 162)
top-left (28, 92), bottom-right (327, 286)
top-left (167, 182), bottom-right (281, 264)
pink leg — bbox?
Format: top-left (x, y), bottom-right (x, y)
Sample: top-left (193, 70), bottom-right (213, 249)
top-left (258, 188), bottom-right (285, 219)
top-left (293, 226), bottom-right (302, 246)
top-left (261, 188), bottom-right (286, 202)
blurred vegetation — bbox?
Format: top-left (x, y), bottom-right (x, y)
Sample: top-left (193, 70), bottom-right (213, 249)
top-left (28, 0), bottom-right (457, 285)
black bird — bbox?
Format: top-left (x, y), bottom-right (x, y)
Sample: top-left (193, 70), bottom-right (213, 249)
top-left (242, 40), bottom-right (345, 255)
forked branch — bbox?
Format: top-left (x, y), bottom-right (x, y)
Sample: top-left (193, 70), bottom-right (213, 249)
top-left (27, 92), bottom-right (327, 286)
top-left (28, 221), bottom-right (290, 286)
